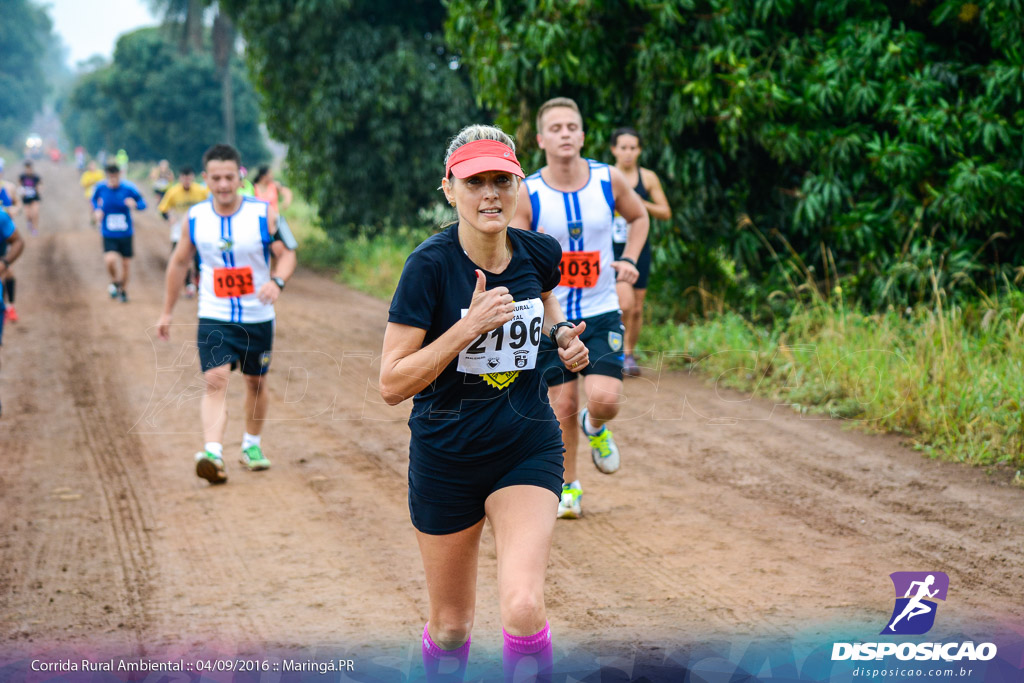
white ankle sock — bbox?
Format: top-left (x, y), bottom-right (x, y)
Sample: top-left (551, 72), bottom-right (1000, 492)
top-left (204, 442), bottom-right (223, 457)
top-left (241, 433), bottom-right (261, 450)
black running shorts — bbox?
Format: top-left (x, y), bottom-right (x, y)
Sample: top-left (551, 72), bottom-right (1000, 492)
top-left (196, 318), bottom-right (274, 376)
top-left (537, 310), bottom-right (625, 386)
top-left (102, 235), bottom-right (133, 258)
top-left (408, 435), bottom-right (563, 535)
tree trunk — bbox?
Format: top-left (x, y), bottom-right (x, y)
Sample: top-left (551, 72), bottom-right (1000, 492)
top-left (221, 65), bottom-right (235, 146)
top-left (212, 9), bottom-right (236, 145)
top-left (185, 0), bottom-right (204, 52)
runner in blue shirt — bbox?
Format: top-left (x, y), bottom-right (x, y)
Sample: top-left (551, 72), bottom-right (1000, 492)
top-left (0, 210), bottom-right (25, 417)
top-left (0, 159), bottom-right (21, 323)
top-left (381, 124), bottom-right (589, 682)
top-left (92, 164), bottom-right (146, 303)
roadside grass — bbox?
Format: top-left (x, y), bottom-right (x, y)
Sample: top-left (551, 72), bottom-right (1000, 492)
top-left (283, 202), bottom-right (1024, 479)
top-left (639, 301), bottom-right (1024, 474)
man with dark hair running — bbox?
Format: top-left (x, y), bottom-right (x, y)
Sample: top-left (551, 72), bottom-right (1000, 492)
top-left (92, 164), bottom-right (146, 303)
top-left (157, 143), bottom-right (296, 484)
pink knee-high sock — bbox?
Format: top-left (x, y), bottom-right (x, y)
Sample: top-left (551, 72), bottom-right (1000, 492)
top-left (502, 622), bottom-right (553, 683)
top-left (422, 623), bottom-right (471, 683)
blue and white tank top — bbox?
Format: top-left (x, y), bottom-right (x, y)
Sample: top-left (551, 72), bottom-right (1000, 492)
top-left (189, 197), bottom-right (275, 323)
top-left (524, 159), bottom-right (619, 319)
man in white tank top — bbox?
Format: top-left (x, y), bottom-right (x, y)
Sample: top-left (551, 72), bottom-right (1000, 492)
top-left (511, 97), bottom-right (649, 519)
top-left (156, 144), bottom-right (297, 485)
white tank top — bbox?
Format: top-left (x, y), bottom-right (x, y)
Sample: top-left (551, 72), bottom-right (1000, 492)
top-left (189, 197), bottom-right (275, 323)
top-left (524, 160), bottom-right (619, 319)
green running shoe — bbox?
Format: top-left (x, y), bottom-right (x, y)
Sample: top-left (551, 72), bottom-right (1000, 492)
top-left (579, 408), bottom-right (620, 474)
top-left (194, 451), bottom-right (227, 484)
top-left (240, 444), bottom-right (271, 471)
top-left (557, 483), bottom-right (582, 519)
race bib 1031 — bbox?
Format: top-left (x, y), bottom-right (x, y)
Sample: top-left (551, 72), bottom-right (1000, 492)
top-left (559, 251), bottom-right (601, 289)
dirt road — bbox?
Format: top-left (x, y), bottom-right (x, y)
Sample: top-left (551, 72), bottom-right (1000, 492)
top-left (1, 165), bottom-right (1021, 675)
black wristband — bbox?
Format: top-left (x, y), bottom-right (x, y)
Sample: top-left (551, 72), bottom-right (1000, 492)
top-left (550, 321), bottom-right (574, 343)
top-left (617, 256), bottom-right (637, 268)
top-left (271, 276), bottom-right (285, 290)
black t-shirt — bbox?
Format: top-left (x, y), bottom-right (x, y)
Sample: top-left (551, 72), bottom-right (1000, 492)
top-left (388, 224), bottom-right (563, 456)
top-left (19, 173), bottom-right (40, 199)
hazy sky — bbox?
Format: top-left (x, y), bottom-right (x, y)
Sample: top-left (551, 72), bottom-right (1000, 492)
top-left (47, 0), bottom-right (160, 67)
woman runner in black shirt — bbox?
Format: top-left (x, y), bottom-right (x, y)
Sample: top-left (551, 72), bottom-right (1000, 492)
top-left (381, 124), bottom-right (588, 682)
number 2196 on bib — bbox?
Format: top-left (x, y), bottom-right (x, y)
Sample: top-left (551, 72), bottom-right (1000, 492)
top-left (457, 297), bottom-right (544, 375)
top-left (465, 317), bottom-right (541, 354)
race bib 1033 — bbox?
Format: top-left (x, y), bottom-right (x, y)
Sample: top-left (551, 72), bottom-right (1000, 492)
top-left (213, 266), bottom-right (255, 298)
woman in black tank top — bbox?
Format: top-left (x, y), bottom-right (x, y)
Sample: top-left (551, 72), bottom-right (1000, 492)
top-left (609, 127), bottom-right (672, 377)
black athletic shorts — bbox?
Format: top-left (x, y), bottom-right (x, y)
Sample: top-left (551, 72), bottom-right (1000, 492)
top-left (102, 235), bottom-right (133, 258)
top-left (537, 310), bottom-right (624, 386)
top-left (408, 435), bottom-right (564, 535)
top-left (613, 238), bottom-right (652, 290)
top-left (196, 318), bottom-right (274, 376)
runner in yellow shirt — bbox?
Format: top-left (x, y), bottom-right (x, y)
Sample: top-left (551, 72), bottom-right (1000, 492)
top-left (158, 166), bottom-right (210, 297)
top-left (80, 161), bottom-right (104, 200)
top-left (81, 161), bottom-right (105, 233)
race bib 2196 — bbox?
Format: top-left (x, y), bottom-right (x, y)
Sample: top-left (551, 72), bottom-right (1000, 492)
top-left (457, 297), bottom-right (544, 375)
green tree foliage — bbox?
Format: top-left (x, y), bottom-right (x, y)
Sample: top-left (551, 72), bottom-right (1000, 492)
top-left (222, 0), bottom-right (480, 234)
top-left (0, 0), bottom-right (57, 146)
top-left (60, 27), bottom-right (267, 169)
top-left (446, 0), bottom-right (1024, 314)
top-left (59, 66), bottom-right (126, 156)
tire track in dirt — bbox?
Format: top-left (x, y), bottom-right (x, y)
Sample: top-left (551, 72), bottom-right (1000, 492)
top-left (43, 225), bottom-right (157, 651)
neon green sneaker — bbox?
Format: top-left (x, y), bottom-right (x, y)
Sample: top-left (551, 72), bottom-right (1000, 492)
top-left (194, 451), bottom-right (227, 484)
top-left (557, 483), bottom-right (582, 519)
top-left (240, 444), bottom-right (271, 471)
top-left (579, 408), bottom-right (620, 474)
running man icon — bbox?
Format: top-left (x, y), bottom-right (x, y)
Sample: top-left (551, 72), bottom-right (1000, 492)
top-left (888, 575), bottom-right (938, 631)
top-left (883, 571), bottom-right (949, 635)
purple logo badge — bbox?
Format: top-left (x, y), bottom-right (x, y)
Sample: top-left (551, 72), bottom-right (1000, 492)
top-left (882, 572), bottom-right (949, 635)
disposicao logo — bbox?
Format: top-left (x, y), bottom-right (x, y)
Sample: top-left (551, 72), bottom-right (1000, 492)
top-left (883, 571), bottom-right (948, 635)
top-left (831, 572), bottom-right (997, 662)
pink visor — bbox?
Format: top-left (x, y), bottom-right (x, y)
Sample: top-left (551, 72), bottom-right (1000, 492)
top-left (445, 139), bottom-right (525, 179)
